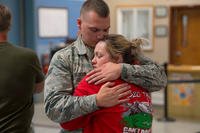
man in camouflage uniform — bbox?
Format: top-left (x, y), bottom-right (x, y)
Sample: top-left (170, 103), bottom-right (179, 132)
top-left (44, 0), bottom-right (167, 132)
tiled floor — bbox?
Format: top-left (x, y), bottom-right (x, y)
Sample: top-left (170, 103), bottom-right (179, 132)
top-left (32, 103), bottom-right (200, 133)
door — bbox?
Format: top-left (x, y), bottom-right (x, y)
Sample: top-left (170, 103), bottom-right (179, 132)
top-left (170, 6), bottom-right (200, 65)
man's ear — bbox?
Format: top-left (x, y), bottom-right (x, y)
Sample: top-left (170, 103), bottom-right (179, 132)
top-left (77, 18), bottom-right (81, 30)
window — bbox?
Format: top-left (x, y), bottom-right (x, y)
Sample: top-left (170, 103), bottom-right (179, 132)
top-left (38, 7), bottom-right (68, 38)
top-left (117, 7), bottom-right (153, 50)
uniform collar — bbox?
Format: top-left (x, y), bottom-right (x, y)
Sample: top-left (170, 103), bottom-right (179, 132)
top-left (74, 36), bottom-right (94, 59)
top-left (75, 36), bottom-right (87, 55)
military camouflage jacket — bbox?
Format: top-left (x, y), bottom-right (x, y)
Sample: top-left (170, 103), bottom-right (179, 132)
top-left (44, 36), bottom-right (167, 132)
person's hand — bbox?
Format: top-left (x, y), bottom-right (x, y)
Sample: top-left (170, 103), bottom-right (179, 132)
top-left (86, 62), bottom-right (122, 85)
top-left (96, 82), bottom-right (131, 107)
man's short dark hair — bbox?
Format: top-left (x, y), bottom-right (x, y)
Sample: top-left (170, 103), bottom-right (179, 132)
top-left (0, 4), bottom-right (11, 32)
top-left (80, 0), bottom-right (110, 17)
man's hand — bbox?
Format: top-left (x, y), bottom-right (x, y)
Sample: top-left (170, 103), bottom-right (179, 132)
top-left (86, 62), bottom-right (122, 85)
top-left (96, 82), bottom-right (131, 107)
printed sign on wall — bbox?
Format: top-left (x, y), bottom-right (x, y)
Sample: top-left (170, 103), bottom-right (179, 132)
top-left (171, 84), bottom-right (194, 106)
top-left (170, 73), bottom-right (194, 106)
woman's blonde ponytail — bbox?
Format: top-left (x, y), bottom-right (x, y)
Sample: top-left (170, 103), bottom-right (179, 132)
top-left (130, 38), bottom-right (143, 60)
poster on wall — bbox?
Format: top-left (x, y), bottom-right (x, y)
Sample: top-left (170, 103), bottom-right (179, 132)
top-left (170, 73), bottom-right (194, 106)
top-left (38, 7), bottom-right (68, 38)
top-left (171, 84), bottom-right (194, 106)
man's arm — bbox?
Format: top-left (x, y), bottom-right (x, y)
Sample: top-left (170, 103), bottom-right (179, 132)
top-left (44, 52), bottom-right (131, 123)
top-left (31, 51), bottom-right (45, 93)
top-left (44, 52), bottom-right (98, 123)
top-left (86, 55), bottom-right (167, 92)
top-left (121, 55), bottom-right (167, 92)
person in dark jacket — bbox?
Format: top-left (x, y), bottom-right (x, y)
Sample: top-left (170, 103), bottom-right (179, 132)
top-left (0, 4), bottom-right (44, 133)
